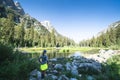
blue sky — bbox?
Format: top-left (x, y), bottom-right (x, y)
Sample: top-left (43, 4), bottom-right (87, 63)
top-left (15, 0), bottom-right (120, 43)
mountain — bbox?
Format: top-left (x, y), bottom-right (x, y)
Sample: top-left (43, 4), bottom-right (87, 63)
top-left (41, 21), bottom-right (54, 33)
top-left (0, 0), bottom-right (75, 47)
top-left (41, 21), bottom-right (62, 36)
top-left (21, 14), bottom-right (50, 35)
top-left (0, 0), bottom-right (25, 15)
top-left (96, 21), bottom-right (120, 37)
top-left (79, 21), bottom-right (120, 48)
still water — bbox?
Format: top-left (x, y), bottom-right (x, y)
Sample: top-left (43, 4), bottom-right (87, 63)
top-left (28, 50), bottom-right (83, 59)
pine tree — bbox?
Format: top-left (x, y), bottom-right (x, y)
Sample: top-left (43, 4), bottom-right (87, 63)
top-left (116, 24), bottom-right (120, 45)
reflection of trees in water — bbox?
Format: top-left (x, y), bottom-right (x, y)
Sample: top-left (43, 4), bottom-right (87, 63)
top-left (29, 50), bottom-right (72, 59)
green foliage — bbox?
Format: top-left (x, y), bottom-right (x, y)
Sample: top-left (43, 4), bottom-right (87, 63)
top-left (96, 55), bottom-right (120, 80)
top-left (0, 44), bottom-right (38, 80)
top-left (0, 2), bottom-right (76, 47)
top-left (0, 18), bottom-right (15, 44)
top-left (79, 25), bottom-right (120, 49)
top-left (0, 44), bottom-right (13, 64)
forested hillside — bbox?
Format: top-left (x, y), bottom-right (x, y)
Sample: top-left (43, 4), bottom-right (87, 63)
top-left (0, 0), bottom-right (75, 47)
top-left (79, 21), bottom-right (120, 49)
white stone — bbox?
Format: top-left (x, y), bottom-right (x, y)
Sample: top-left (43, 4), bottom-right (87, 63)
top-left (54, 64), bottom-right (63, 70)
top-left (65, 62), bottom-right (71, 71)
top-left (70, 78), bottom-right (77, 80)
top-left (37, 71), bottom-right (41, 80)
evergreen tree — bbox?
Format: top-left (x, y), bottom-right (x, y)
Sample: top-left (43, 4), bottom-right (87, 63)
top-left (116, 24), bottom-right (120, 45)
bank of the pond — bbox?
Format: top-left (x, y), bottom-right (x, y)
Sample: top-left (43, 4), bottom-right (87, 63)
top-left (18, 47), bottom-right (101, 59)
top-left (29, 49), bottom-right (120, 80)
top-left (19, 47), bottom-right (100, 52)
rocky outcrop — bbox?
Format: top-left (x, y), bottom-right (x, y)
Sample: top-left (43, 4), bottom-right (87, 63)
top-left (88, 49), bottom-right (118, 63)
top-left (21, 14), bottom-right (50, 35)
top-left (0, 0), bottom-right (25, 15)
top-left (0, 0), bottom-right (16, 9)
top-left (14, 1), bottom-right (25, 15)
top-left (41, 21), bottom-right (62, 37)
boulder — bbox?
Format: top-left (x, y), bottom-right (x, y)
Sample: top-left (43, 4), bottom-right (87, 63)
top-left (29, 77), bottom-right (37, 80)
top-left (71, 68), bottom-right (78, 76)
top-left (49, 58), bottom-right (57, 62)
top-left (99, 49), bottom-right (106, 54)
top-left (70, 78), bottom-right (77, 80)
top-left (37, 71), bottom-right (41, 80)
top-left (65, 62), bottom-right (72, 71)
top-left (54, 64), bottom-right (63, 70)
top-left (58, 75), bottom-right (69, 80)
top-left (30, 69), bottom-right (37, 76)
top-left (87, 75), bottom-right (94, 80)
top-left (47, 74), bottom-right (58, 80)
top-left (79, 63), bottom-right (101, 73)
top-left (52, 70), bottom-right (59, 75)
top-left (29, 69), bottom-right (41, 80)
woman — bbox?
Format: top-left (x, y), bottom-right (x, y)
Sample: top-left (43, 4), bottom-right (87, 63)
top-left (39, 50), bottom-right (48, 79)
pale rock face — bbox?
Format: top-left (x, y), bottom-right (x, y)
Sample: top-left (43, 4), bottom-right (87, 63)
top-left (96, 21), bottom-right (120, 38)
top-left (14, 1), bottom-right (25, 15)
top-left (41, 21), bottom-right (54, 33)
top-left (0, 0), bottom-right (25, 15)
top-left (41, 21), bottom-right (60, 36)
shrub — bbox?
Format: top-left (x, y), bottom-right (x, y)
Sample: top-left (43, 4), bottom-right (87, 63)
top-left (63, 49), bottom-right (65, 53)
top-left (67, 49), bottom-right (69, 53)
top-left (0, 44), bottom-right (38, 80)
top-left (0, 44), bottom-right (13, 64)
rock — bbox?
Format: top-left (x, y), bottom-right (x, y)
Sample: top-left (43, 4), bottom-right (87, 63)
top-left (54, 64), bottom-right (63, 70)
top-left (30, 69), bottom-right (37, 76)
top-left (65, 62), bottom-right (71, 71)
top-left (49, 58), bottom-right (57, 62)
top-left (58, 75), bottom-right (69, 80)
top-left (14, 1), bottom-right (25, 15)
top-left (87, 76), bottom-right (94, 80)
top-left (99, 49), bottom-right (106, 54)
top-left (79, 63), bottom-right (101, 73)
top-left (106, 49), bottom-right (114, 54)
top-left (29, 69), bottom-right (41, 80)
top-left (79, 74), bottom-right (82, 77)
top-left (52, 70), bottom-right (59, 75)
top-left (47, 74), bottom-right (58, 80)
top-left (29, 77), bottom-right (37, 80)
top-left (37, 71), bottom-right (41, 80)
top-left (70, 78), bottom-right (77, 80)
top-left (71, 66), bottom-right (78, 76)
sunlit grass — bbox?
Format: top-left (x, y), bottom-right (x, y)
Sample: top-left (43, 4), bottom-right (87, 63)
top-left (19, 47), bottom-right (102, 57)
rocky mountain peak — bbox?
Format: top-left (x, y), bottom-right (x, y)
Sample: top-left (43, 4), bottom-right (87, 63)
top-left (0, 0), bottom-right (16, 9)
top-left (41, 21), bottom-right (54, 33)
top-left (0, 0), bottom-right (25, 15)
top-left (14, 1), bottom-right (25, 15)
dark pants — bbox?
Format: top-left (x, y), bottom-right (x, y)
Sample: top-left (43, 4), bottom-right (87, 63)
top-left (41, 71), bottom-right (46, 79)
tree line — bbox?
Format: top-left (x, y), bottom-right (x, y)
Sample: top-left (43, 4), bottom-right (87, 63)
top-left (79, 24), bottom-right (120, 48)
top-left (0, 14), bottom-right (75, 47)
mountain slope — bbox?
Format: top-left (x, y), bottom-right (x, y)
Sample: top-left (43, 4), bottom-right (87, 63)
top-left (0, 0), bottom-right (25, 15)
top-left (79, 21), bottom-right (120, 48)
top-left (0, 0), bottom-right (75, 47)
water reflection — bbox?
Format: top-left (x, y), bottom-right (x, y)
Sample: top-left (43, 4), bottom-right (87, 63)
top-left (28, 50), bottom-right (83, 59)
top-left (68, 51), bottom-right (82, 57)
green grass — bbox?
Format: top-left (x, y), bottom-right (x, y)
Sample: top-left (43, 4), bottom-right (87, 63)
top-left (19, 47), bottom-right (101, 53)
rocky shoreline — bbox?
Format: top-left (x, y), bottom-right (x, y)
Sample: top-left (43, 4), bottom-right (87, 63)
top-left (29, 49), bottom-right (120, 80)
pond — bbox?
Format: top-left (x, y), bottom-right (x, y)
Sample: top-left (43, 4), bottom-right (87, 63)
top-left (28, 50), bottom-right (84, 59)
